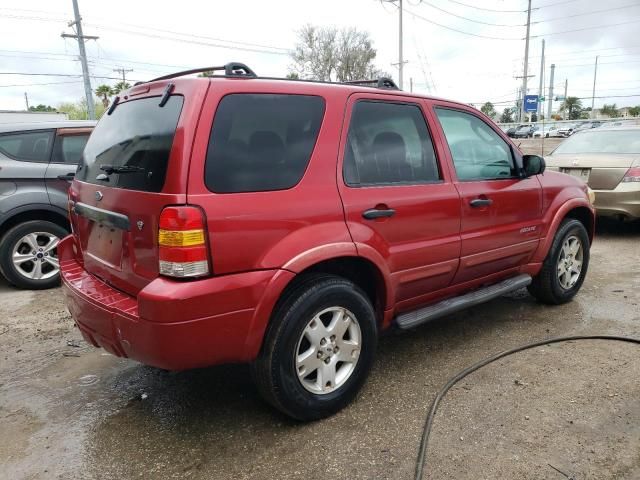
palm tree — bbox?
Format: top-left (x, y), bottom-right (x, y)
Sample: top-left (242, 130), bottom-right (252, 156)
top-left (112, 81), bottom-right (131, 95)
top-left (559, 97), bottom-right (583, 120)
top-left (600, 104), bottom-right (619, 118)
top-left (95, 84), bottom-right (113, 108)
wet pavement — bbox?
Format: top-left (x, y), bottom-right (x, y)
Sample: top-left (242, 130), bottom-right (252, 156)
top-left (1, 219), bottom-right (638, 479)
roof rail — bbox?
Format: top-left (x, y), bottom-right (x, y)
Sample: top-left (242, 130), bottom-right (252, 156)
top-left (143, 62), bottom-right (256, 84)
top-left (343, 77), bottom-right (399, 90)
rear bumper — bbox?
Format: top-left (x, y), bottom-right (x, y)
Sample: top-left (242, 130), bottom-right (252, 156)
top-left (593, 184), bottom-right (640, 219)
top-left (59, 236), bottom-right (280, 370)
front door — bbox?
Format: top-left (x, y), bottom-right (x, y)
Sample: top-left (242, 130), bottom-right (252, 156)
top-left (338, 94), bottom-right (461, 310)
top-left (431, 104), bottom-right (542, 284)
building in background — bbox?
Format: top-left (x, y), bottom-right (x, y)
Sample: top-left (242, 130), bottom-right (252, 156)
top-left (0, 110), bottom-right (69, 124)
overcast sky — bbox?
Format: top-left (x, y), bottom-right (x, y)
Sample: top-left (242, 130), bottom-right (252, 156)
top-left (1, 0), bottom-right (639, 114)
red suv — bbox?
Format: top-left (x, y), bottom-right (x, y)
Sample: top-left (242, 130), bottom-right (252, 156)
top-left (61, 63), bottom-right (595, 420)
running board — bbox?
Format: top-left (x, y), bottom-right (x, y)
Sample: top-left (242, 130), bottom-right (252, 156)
top-left (395, 274), bottom-right (532, 330)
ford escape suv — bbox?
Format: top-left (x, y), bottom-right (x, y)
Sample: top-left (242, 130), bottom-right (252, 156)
top-left (0, 121), bottom-right (94, 289)
top-left (61, 63), bottom-right (595, 420)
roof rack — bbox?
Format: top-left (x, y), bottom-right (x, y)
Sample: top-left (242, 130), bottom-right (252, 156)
top-left (343, 77), bottom-right (399, 90)
top-left (143, 62), bottom-right (256, 84)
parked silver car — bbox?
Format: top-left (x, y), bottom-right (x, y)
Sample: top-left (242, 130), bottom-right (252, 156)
top-left (0, 121), bottom-right (95, 288)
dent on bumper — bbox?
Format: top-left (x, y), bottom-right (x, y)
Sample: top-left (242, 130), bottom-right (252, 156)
top-left (59, 236), bottom-right (278, 370)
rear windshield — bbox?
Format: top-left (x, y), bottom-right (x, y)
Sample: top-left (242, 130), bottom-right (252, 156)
top-left (205, 94), bottom-right (325, 193)
top-left (553, 130), bottom-right (640, 155)
top-left (77, 96), bottom-right (183, 192)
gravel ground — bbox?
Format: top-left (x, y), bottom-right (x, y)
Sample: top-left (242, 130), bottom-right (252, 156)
top-left (0, 218), bottom-right (638, 480)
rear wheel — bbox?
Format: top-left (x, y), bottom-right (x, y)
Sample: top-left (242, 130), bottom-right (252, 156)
top-left (528, 218), bottom-right (590, 304)
top-left (0, 220), bottom-right (67, 289)
top-left (252, 274), bottom-right (377, 421)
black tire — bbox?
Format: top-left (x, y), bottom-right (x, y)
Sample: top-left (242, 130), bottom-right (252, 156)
top-left (528, 218), bottom-right (590, 305)
top-left (251, 274), bottom-right (377, 421)
top-left (0, 220), bottom-right (68, 290)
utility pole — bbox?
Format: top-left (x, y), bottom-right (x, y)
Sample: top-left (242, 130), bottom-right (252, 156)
top-left (520, 0), bottom-right (532, 122)
top-left (547, 63), bottom-right (555, 120)
top-left (399, 0), bottom-right (404, 90)
top-left (537, 39), bottom-right (545, 119)
top-left (563, 79), bottom-right (568, 120)
top-left (591, 56), bottom-right (598, 119)
top-left (24, 92), bottom-right (30, 111)
top-left (113, 67), bottom-right (133, 84)
top-left (61, 0), bottom-right (98, 120)
top-left (409, 77), bottom-right (413, 92)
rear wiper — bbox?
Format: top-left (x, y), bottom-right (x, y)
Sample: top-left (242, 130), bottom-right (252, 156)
top-left (99, 164), bottom-right (145, 175)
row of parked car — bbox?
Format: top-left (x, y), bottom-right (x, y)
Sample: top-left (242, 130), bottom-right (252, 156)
top-left (503, 120), bottom-right (628, 139)
top-left (0, 64), bottom-right (637, 420)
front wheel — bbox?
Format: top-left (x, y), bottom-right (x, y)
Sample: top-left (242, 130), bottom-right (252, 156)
top-left (528, 218), bottom-right (590, 304)
top-left (0, 220), bottom-right (67, 289)
top-left (252, 274), bottom-right (377, 421)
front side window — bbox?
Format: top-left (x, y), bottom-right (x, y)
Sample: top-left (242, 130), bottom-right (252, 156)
top-left (0, 130), bottom-right (54, 162)
top-left (51, 134), bottom-right (90, 164)
top-left (205, 94), bottom-right (325, 193)
top-left (435, 108), bottom-right (517, 181)
top-left (343, 101), bottom-right (440, 186)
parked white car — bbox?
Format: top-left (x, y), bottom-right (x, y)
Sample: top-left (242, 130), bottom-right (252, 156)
top-left (533, 125), bottom-right (557, 138)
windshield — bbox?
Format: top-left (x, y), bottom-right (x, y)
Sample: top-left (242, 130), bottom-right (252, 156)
top-left (77, 96), bottom-right (184, 192)
top-left (553, 130), bottom-right (640, 155)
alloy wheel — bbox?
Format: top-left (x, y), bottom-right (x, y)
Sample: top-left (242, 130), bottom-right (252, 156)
top-left (12, 232), bottom-right (60, 281)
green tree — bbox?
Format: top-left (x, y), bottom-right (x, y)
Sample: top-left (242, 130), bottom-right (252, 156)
top-left (28, 104), bottom-right (56, 112)
top-left (480, 102), bottom-right (497, 119)
top-left (600, 103), bottom-right (619, 118)
top-left (285, 72), bottom-right (300, 79)
top-left (95, 84), bottom-right (114, 108)
top-left (628, 106), bottom-right (640, 117)
top-left (112, 81), bottom-right (131, 94)
top-left (291, 24), bottom-right (382, 82)
top-left (58, 98), bottom-right (106, 120)
top-left (559, 96), bottom-right (583, 120)
top-left (197, 71), bottom-right (214, 77)
top-left (500, 108), bottom-right (514, 123)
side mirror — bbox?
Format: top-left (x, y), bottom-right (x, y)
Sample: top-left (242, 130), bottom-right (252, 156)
top-left (522, 154), bottom-right (546, 177)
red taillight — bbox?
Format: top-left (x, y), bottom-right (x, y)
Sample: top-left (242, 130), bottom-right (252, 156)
top-left (158, 206), bottom-right (210, 278)
top-left (622, 167), bottom-right (640, 183)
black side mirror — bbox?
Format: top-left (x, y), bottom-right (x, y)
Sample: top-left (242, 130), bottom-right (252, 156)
top-left (522, 154), bottom-right (546, 177)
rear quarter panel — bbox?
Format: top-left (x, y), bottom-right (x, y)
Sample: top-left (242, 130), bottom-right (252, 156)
top-left (186, 80), bottom-right (354, 275)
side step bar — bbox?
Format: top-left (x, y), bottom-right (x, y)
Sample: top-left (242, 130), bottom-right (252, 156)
top-left (396, 274), bottom-right (532, 330)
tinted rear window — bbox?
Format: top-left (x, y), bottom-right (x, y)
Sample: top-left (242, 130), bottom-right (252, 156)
top-left (0, 130), bottom-right (54, 162)
top-left (77, 96), bottom-right (183, 192)
top-left (553, 130), bottom-right (640, 154)
top-left (205, 94), bottom-right (325, 193)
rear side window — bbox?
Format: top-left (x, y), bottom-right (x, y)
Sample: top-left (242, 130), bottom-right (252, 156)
top-left (205, 94), bottom-right (325, 193)
top-left (0, 130), bottom-right (54, 162)
top-left (77, 96), bottom-right (184, 192)
top-left (52, 134), bottom-right (90, 164)
top-left (343, 101), bottom-right (440, 186)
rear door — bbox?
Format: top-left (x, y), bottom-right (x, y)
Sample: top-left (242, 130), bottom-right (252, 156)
top-left (45, 128), bottom-right (92, 209)
top-left (338, 94), bottom-right (461, 310)
top-left (431, 104), bottom-right (542, 284)
top-left (69, 80), bottom-right (208, 295)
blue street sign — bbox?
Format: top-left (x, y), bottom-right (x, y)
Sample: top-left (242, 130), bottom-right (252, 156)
top-left (524, 95), bottom-right (539, 112)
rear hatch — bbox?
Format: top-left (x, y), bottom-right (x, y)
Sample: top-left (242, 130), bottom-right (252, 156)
top-left (69, 80), bottom-right (208, 296)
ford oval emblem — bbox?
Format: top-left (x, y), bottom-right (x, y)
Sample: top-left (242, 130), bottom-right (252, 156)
top-left (95, 191), bottom-right (103, 201)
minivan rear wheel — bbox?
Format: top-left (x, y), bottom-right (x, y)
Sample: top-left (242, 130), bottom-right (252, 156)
top-left (251, 274), bottom-right (377, 421)
top-left (0, 220), bottom-right (67, 290)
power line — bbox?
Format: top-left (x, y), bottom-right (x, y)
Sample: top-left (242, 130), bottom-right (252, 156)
top-left (533, 3), bottom-right (640, 23)
top-left (532, 17), bottom-right (640, 37)
top-left (415, 0), bottom-right (525, 27)
top-left (441, 0), bottom-right (525, 13)
top-left (0, 72), bottom-right (141, 81)
top-left (404, 7), bottom-right (524, 40)
top-left (0, 80), bottom-right (83, 88)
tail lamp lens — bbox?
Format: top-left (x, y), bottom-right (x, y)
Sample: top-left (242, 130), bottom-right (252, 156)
top-left (158, 206), bottom-right (210, 278)
top-left (622, 167), bottom-right (640, 183)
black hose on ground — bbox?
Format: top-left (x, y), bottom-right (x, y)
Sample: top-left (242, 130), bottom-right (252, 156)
top-left (415, 335), bottom-right (640, 480)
